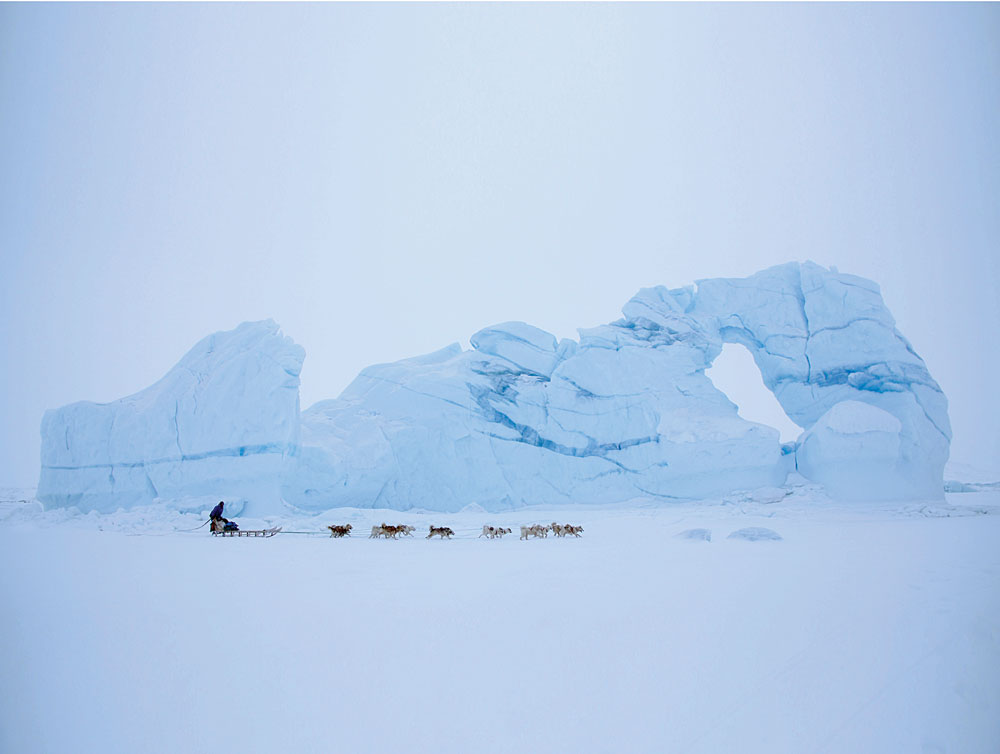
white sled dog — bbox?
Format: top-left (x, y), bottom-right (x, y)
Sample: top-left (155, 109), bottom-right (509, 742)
top-left (519, 524), bottom-right (550, 540)
top-left (480, 525), bottom-right (512, 539)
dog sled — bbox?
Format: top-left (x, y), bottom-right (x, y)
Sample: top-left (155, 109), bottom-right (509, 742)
top-left (211, 525), bottom-right (282, 538)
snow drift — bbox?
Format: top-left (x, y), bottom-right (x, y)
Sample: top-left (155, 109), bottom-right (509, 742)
top-left (38, 262), bottom-right (950, 514)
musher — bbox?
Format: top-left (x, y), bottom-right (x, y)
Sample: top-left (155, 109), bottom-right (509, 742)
top-left (209, 501), bottom-right (232, 532)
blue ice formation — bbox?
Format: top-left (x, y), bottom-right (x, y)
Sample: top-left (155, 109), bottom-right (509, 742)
top-left (38, 262), bottom-right (950, 513)
top-left (38, 321), bottom-right (304, 514)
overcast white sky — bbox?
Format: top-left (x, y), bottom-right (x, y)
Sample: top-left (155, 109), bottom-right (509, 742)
top-left (2, 3), bottom-right (998, 488)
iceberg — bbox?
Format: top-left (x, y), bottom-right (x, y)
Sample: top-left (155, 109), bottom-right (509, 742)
top-left (38, 321), bottom-right (304, 514)
top-left (38, 262), bottom-right (950, 513)
top-left (688, 263), bottom-right (950, 500)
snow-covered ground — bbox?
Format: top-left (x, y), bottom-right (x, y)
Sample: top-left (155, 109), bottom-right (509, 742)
top-left (2, 487), bottom-right (999, 754)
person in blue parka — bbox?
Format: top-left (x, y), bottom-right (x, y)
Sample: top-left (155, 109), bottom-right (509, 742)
top-left (209, 501), bottom-right (235, 532)
top-left (210, 501), bottom-right (225, 522)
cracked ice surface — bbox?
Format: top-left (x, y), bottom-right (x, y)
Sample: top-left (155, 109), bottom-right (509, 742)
top-left (38, 263), bottom-right (950, 514)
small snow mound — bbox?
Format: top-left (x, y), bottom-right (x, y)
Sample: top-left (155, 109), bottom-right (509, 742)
top-left (748, 487), bottom-right (790, 504)
top-left (676, 528), bottom-right (711, 542)
top-left (459, 502), bottom-right (488, 514)
top-left (0, 499), bottom-right (44, 524)
top-left (781, 475), bottom-right (831, 503)
top-left (727, 527), bottom-right (782, 542)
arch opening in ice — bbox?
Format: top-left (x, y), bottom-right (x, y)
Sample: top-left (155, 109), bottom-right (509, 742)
top-left (705, 342), bottom-right (801, 443)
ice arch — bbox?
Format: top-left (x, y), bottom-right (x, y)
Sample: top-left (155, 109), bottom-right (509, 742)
top-left (688, 262), bottom-right (951, 500)
top-left (619, 261), bottom-right (950, 500)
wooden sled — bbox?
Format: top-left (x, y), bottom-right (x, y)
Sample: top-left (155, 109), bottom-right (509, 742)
top-left (212, 526), bottom-right (282, 538)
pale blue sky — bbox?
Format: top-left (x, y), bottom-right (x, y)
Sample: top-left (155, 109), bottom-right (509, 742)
top-left (2, 3), bottom-right (998, 487)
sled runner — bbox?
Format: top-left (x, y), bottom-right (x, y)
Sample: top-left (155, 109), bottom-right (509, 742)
top-left (212, 526), bottom-right (282, 538)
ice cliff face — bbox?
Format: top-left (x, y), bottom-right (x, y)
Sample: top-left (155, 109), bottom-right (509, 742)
top-left (38, 321), bottom-right (304, 514)
top-left (38, 263), bottom-right (950, 513)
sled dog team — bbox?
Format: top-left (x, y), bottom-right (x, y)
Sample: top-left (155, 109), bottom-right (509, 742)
top-left (522, 522), bottom-right (584, 539)
top-left (325, 522), bottom-right (583, 539)
top-left (365, 523), bottom-right (417, 539)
